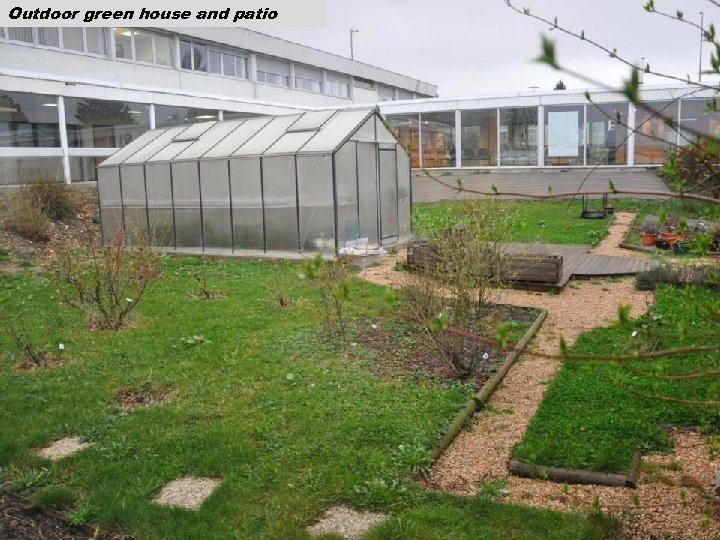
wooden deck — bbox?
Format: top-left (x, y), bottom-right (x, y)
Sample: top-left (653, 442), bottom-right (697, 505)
top-left (500, 242), bottom-right (656, 290)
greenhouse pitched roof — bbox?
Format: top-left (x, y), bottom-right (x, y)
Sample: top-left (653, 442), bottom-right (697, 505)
top-left (100, 108), bottom-right (377, 166)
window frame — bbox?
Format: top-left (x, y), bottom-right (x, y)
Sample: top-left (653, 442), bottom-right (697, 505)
top-left (112, 28), bottom-right (174, 67)
top-left (0, 27), bottom-right (109, 58)
top-left (179, 38), bottom-right (248, 80)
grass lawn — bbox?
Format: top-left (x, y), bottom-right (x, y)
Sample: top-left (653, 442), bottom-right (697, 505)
top-left (0, 257), bottom-right (614, 539)
top-left (413, 199), bottom-right (612, 245)
top-left (512, 285), bottom-right (720, 474)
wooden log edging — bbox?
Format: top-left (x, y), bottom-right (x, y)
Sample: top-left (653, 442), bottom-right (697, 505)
top-left (508, 449), bottom-right (642, 489)
top-left (430, 308), bottom-right (548, 461)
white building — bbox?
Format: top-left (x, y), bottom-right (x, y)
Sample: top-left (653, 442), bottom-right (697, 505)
top-left (0, 26), bottom-right (437, 184)
top-left (379, 85), bottom-right (720, 170)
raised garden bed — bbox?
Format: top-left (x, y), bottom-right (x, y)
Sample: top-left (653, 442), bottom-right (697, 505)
top-left (407, 240), bottom-right (563, 285)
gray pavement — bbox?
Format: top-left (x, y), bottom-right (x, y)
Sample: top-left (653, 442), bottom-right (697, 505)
top-left (411, 168), bottom-right (671, 202)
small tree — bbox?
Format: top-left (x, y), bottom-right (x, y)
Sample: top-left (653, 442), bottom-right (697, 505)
top-left (51, 196), bottom-right (160, 330)
top-left (402, 197), bottom-right (515, 378)
top-left (303, 254), bottom-right (351, 344)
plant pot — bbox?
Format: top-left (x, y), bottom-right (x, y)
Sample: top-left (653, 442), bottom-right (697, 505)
top-left (660, 232), bottom-right (677, 242)
top-left (640, 232), bottom-right (657, 246)
top-left (673, 241), bottom-right (689, 255)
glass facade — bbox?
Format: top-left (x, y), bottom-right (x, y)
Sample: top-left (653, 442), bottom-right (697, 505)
top-left (500, 107), bottom-right (538, 166)
top-left (65, 98), bottom-right (150, 148)
top-left (586, 102), bottom-right (628, 165)
top-left (678, 98), bottom-right (720, 145)
top-left (0, 157), bottom-right (63, 186)
top-left (461, 109), bottom-right (497, 166)
top-left (421, 112), bottom-right (455, 168)
top-left (635, 100), bottom-right (679, 165)
top-left (0, 92), bottom-right (60, 147)
top-left (385, 114), bottom-right (419, 167)
top-left (154, 106), bottom-right (218, 128)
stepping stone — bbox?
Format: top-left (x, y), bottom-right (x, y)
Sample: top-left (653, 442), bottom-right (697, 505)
top-left (35, 437), bottom-right (94, 461)
top-left (154, 476), bottom-right (221, 510)
top-left (307, 506), bottom-right (386, 540)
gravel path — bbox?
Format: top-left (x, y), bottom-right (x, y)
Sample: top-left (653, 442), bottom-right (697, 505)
top-left (592, 211), bottom-right (647, 257)
top-left (360, 213), bottom-right (720, 538)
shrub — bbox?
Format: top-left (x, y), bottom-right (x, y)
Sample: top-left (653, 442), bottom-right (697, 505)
top-left (51, 196), bottom-right (160, 330)
top-left (402, 198), bottom-right (515, 378)
top-left (661, 142), bottom-right (720, 198)
top-left (635, 263), bottom-right (720, 291)
top-left (5, 194), bottom-right (51, 242)
top-left (303, 254), bottom-right (351, 344)
top-left (23, 173), bottom-right (77, 220)
top-left (4, 171), bottom-right (76, 242)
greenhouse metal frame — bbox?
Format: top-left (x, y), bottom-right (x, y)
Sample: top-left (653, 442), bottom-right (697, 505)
top-left (96, 108), bottom-right (411, 256)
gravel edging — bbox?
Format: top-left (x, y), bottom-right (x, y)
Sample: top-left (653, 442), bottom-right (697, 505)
top-left (431, 309), bottom-right (548, 461)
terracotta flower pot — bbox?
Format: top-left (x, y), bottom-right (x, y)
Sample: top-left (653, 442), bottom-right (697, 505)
top-left (640, 232), bottom-right (657, 246)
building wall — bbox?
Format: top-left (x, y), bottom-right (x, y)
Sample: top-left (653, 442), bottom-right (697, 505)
top-left (0, 26), bottom-right (437, 184)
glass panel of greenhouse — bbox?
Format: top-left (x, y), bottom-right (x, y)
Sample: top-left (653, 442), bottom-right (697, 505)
top-left (97, 109), bottom-right (411, 256)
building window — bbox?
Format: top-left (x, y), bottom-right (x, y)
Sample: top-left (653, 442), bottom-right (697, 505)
top-left (421, 111), bottom-right (455, 167)
top-left (0, 92), bottom-right (60, 148)
top-left (326, 73), bottom-right (350, 98)
top-left (86, 28), bottom-right (107, 56)
top-left (634, 101), bottom-right (678, 165)
top-left (179, 39), bottom-right (247, 78)
top-left (587, 103), bottom-right (628, 165)
top-left (544, 105), bottom-right (584, 166)
top-left (295, 77), bottom-right (322, 93)
top-left (63, 28), bottom-right (84, 52)
top-left (353, 77), bottom-right (374, 90)
top-left (386, 114), bottom-right (420, 167)
top-left (256, 56), bottom-right (290, 87)
top-left (64, 97), bottom-right (151, 149)
top-left (37, 27), bottom-right (59, 48)
top-left (678, 98), bottom-right (720, 144)
top-left (499, 107), bottom-right (538, 166)
top-left (113, 28), bottom-right (172, 66)
top-left (257, 71), bottom-right (289, 86)
top-left (7, 28), bottom-right (33, 43)
top-left (461, 109), bottom-right (497, 166)
top-left (328, 80), bottom-right (349, 98)
top-left (294, 64), bottom-right (322, 94)
top-left (2, 27), bottom-right (108, 56)
top-left (154, 105), bottom-right (218, 128)
top-left (377, 85), bottom-right (396, 102)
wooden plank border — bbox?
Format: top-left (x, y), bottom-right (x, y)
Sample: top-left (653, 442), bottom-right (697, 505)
top-left (430, 308), bottom-right (548, 461)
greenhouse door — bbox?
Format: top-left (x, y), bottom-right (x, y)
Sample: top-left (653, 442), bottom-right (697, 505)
top-left (357, 143), bottom-right (380, 245)
top-left (378, 146), bottom-right (398, 241)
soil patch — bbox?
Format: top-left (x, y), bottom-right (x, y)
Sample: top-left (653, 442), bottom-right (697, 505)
top-left (115, 386), bottom-right (168, 410)
top-left (0, 491), bottom-right (131, 540)
top-left (0, 491), bottom-right (89, 540)
top-left (13, 354), bottom-right (67, 372)
top-left (348, 304), bottom-right (538, 389)
top-left (0, 186), bottom-right (101, 268)
top-left (307, 506), bottom-right (386, 540)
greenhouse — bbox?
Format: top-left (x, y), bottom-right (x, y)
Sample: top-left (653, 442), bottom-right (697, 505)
top-left (96, 108), bottom-right (411, 256)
